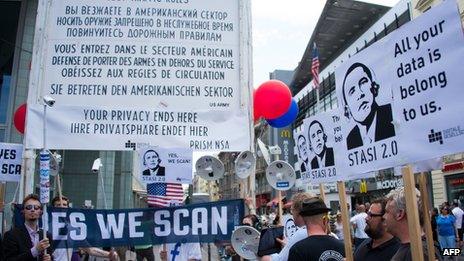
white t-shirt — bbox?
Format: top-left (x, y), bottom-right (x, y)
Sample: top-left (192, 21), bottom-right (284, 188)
top-left (165, 242), bottom-right (202, 261)
top-left (53, 248), bottom-right (73, 261)
top-left (334, 222), bottom-right (344, 240)
top-left (452, 207), bottom-right (464, 229)
top-left (350, 212), bottom-right (369, 239)
top-left (271, 226), bottom-right (307, 261)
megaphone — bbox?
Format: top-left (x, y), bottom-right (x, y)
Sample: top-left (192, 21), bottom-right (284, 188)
top-left (266, 160), bottom-right (296, 191)
top-left (234, 151), bottom-right (256, 179)
top-left (195, 155), bottom-right (225, 181)
top-left (231, 226), bottom-right (260, 260)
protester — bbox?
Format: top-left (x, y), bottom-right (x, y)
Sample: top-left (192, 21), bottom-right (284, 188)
top-left (261, 192), bottom-right (315, 261)
top-left (333, 212), bottom-right (344, 241)
top-left (383, 187), bottom-right (441, 261)
top-left (350, 204), bottom-right (369, 248)
top-left (353, 198), bottom-right (400, 260)
top-left (3, 194), bottom-right (53, 261)
top-left (431, 208), bottom-right (439, 244)
top-left (51, 195), bottom-right (119, 261)
top-left (451, 202), bottom-right (463, 245)
top-left (436, 205), bottom-right (457, 250)
top-left (134, 244), bottom-right (155, 261)
top-left (160, 242), bottom-right (202, 261)
top-left (288, 197), bottom-right (345, 260)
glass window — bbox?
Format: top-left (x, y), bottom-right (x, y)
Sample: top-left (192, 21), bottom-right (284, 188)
top-left (446, 174), bottom-right (464, 205)
top-left (0, 2), bottom-right (21, 123)
top-left (0, 75), bottom-right (10, 123)
top-left (0, 129), bottom-right (4, 142)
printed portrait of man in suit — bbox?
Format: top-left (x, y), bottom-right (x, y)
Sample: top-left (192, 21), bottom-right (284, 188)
top-left (297, 134), bottom-right (309, 173)
top-left (308, 120), bottom-right (334, 168)
top-left (142, 149), bottom-right (165, 176)
top-left (342, 62), bottom-right (396, 150)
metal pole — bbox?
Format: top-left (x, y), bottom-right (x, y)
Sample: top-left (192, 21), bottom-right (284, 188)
top-left (99, 170), bottom-right (108, 209)
top-left (42, 104), bottom-right (48, 254)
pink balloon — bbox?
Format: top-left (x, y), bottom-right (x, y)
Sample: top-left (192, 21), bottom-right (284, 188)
top-left (255, 80), bottom-right (292, 119)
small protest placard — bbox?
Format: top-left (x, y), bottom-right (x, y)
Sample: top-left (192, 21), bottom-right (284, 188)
top-left (302, 110), bottom-right (345, 184)
top-left (0, 143), bottom-right (23, 182)
top-left (138, 146), bottom-right (192, 184)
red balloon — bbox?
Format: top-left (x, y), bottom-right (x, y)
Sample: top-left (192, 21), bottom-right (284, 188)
top-left (255, 80), bottom-right (292, 119)
top-left (13, 103), bottom-right (27, 134)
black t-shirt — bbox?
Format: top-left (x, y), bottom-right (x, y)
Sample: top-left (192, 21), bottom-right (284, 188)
top-left (391, 241), bottom-right (443, 261)
top-left (354, 237), bottom-right (400, 261)
top-left (288, 235), bottom-right (345, 261)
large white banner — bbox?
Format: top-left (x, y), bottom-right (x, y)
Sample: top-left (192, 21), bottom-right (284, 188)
top-left (302, 110), bottom-right (345, 184)
top-left (0, 143), bottom-right (23, 182)
top-left (25, 0), bottom-right (252, 151)
top-left (137, 146), bottom-right (192, 184)
top-left (335, 0), bottom-right (464, 176)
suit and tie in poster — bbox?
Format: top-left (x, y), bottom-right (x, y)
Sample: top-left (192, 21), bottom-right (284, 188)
top-left (138, 146), bottom-right (193, 184)
top-left (334, 0), bottom-right (464, 176)
top-left (335, 38), bottom-right (400, 176)
top-left (302, 111), bottom-right (345, 184)
top-left (295, 131), bottom-right (309, 175)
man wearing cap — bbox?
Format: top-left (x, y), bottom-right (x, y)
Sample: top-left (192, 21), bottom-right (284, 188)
top-left (354, 198), bottom-right (400, 261)
top-left (261, 192), bottom-right (315, 261)
top-left (288, 198), bottom-right (345, 260)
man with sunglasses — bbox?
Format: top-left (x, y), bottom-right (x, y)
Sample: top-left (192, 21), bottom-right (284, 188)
top-left (288, 197), bottom-right (345, 261)
top-left (354, 198), bottom-right (400, 261)
top-left (4, 194), bottom-right (53, 260)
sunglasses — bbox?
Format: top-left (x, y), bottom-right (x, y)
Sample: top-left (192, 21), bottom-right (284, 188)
top-left (24, 205), bottom-right (42, 211)
top-left (367, 211), bottom-right (383, 217)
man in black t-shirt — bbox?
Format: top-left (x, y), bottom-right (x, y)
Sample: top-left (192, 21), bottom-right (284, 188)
top-left (383, 187), bottom-right (442, 261)
top-left (288, 197), bottom-right (345, 261)
top-left (354, 198), bottom-right (400, 261)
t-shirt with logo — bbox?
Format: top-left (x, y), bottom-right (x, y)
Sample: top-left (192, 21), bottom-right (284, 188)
top-left (288, 235), bottom-right (345, 261)
top-left (165, 242), bottom-right (202, 261)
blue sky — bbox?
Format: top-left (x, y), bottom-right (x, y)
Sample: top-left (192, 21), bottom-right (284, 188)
top-left (251, 0), bottom-right (399, 87)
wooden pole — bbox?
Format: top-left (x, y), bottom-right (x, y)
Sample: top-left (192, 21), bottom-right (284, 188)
top-left (275, 154), bottom-right (283, 226)
top-left (337, 181), bottom-right (353, 261)
top-left (319, 183), bottom-right (326, 202)
top-left (402, 165), bottom-right (424, 261)
top-left (277, 190), bottom-right (283, 226)
top-left (418, 172), bottom-right (435, 261)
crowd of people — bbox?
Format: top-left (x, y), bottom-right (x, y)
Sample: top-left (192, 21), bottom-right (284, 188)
top-left (2, 187), bottom-right (464, 260)
top-left (223, 186), bottom-right (462, 261)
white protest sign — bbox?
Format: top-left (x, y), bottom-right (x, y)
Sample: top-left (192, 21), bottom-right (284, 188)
top-left (25, 0), bottom-right (252, 151)
top-left (138, 146), bottom-right (192, 184)
top-left (0, 143), bottom-right (23, 182)
top-left (294, 131), bottom-right (309, 176)
top-left (394, 158), bottom-right (443, 176)
top-left (335, 0), bottom-right (464, 177)
top-left (391, 0), bottom-right (464, 163)
top-left (302, 110), bottom-right (345, 184)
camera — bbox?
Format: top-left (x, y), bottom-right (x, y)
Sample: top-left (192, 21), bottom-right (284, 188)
top-left (43, 96), bottom-right (56, 107)
top-left (92, 158), bottom-right (102, 172)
